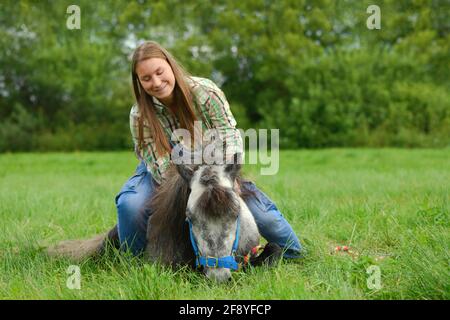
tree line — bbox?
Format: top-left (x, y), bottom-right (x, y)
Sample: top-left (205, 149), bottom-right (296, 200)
top-left (1, 0), bottom-right (449, 152)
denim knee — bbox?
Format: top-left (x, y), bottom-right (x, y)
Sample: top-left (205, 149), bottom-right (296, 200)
top-left (261, 211), bottom-right (302, 256)
top-left (242, 181), bottom-right (302, 258)
top-left (256, 211), bottom-right (286, 239)
top-left (116, 192), bottom-right (146, 228)
top-left (115, 162), bottom-right (156, 255)
top-left (116, 191), bottom-right (150, 255)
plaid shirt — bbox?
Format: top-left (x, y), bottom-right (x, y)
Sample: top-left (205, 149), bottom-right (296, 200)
top-left (129, 76), bottom-right (243, 184)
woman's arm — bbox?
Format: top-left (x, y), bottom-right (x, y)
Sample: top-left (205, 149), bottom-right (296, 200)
top-left (197, 80), bottom-right (244, 163)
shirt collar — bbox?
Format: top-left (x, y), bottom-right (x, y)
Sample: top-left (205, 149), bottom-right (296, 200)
top-left (151, 96), bottom-right (167, 113)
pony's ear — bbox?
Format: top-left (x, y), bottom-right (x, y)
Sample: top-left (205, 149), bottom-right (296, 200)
top-left (225, 153), bottom-right (242, 180)
top-left (177, 164), bottom-right (195, 183)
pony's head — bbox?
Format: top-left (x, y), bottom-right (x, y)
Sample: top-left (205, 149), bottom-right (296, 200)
top-left (177, 158), bottom-right (242, 282)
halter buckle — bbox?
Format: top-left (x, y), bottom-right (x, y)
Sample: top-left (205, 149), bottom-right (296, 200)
top-left (206, 256), bottom-right (219, 268)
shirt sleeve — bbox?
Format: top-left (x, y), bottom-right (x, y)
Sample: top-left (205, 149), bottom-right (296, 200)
top-left (203, 85), bottom-right (244, 163)
top-left (129, 105), bottom-right (141, 160)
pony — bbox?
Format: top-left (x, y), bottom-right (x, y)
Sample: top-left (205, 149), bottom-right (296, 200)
top-left (46, 156), bottom-right (282, 282)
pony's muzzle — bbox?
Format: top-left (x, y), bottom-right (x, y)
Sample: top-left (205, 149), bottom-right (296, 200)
top-left (204, 267), bottom-right (232, 282)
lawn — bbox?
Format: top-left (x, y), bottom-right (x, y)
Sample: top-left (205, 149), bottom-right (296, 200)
top-left (0, 149), bottom-right (448, 299)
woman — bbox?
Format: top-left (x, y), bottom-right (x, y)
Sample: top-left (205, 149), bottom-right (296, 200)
top-left (116, 41), bottom-right (302, 259)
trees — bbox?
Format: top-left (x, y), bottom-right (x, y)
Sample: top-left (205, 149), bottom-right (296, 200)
top-left (0, 0), bottom-right (448, 151)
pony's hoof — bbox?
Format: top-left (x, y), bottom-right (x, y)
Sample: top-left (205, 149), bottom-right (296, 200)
top-left (260, 242), bottom-right (283, 266)
top-left (249, 242), bottom-right (282, 267)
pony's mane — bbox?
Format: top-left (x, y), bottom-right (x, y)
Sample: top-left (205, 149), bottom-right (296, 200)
top-left (145, 165), bottom-right (194, 266)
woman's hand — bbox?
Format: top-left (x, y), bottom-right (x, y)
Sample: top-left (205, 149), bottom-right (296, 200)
top-left (234, 180), bottom-right (241, 195)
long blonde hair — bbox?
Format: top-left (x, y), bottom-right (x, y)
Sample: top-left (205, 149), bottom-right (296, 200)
top-left (131, 41), bottom-right (202, 156)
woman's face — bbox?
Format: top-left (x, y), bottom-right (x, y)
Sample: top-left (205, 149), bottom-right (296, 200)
top-left (136, 57), bottom-right (176, 106)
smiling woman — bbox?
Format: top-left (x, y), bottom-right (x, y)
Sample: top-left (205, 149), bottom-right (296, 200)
top-left (135, 58), bottom-right (176, 106)
top-left (130, 42), bottom-right (207, 159)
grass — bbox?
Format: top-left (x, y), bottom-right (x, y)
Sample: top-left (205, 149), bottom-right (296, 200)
top-left (0, 149), bottom-right (449, 299)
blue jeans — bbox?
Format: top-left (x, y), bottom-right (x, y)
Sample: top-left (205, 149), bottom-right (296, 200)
top-left (115, 161), bottom-right (302, 258)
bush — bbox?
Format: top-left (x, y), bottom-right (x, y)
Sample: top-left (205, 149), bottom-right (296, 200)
top-left (0, 103), bottom-right (43, 152)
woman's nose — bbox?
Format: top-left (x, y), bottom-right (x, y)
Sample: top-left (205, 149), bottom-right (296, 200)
top-left (152, 77), bottom-right (161, 88)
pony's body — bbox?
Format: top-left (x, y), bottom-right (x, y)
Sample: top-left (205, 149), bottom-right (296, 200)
top-left (47, 159), bottom-right (281, 282)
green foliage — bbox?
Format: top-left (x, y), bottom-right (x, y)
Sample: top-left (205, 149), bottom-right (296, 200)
top-left (0, 0), bottom-right (449, 151)
top-left (0, 103), bottom-right (44, 151)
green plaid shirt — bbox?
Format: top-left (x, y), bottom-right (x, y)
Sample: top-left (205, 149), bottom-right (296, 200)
top-left (130, 76), bottom-right (243, 184)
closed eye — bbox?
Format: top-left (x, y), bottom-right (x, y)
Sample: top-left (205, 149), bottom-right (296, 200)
top-left (140, 68), bottom-right (163, 81)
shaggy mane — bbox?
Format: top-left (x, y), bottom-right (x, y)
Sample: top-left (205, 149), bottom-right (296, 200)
top-left (144, 165), bottom-right (194, 267)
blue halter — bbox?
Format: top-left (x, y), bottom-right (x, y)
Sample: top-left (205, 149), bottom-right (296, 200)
top-left (186, 216), bottom-right (240, 271)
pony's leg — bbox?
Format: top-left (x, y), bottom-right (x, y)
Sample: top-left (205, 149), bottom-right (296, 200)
top-left (115, 161), bottom-right (156, 256)
top-left (247, 242), bottom-right (283, 268)
top-left (241, 181), bottom-right (303, 259)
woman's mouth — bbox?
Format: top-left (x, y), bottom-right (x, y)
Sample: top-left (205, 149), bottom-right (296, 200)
top-left (154, 84), bottom-right (166, 93)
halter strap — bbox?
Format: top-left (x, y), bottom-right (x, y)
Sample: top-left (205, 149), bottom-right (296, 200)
top-left (187, 216), bottom-right (241, 271)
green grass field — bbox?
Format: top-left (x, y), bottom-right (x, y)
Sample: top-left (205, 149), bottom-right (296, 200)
top-left (0, 149), bottom-right (448, 299)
